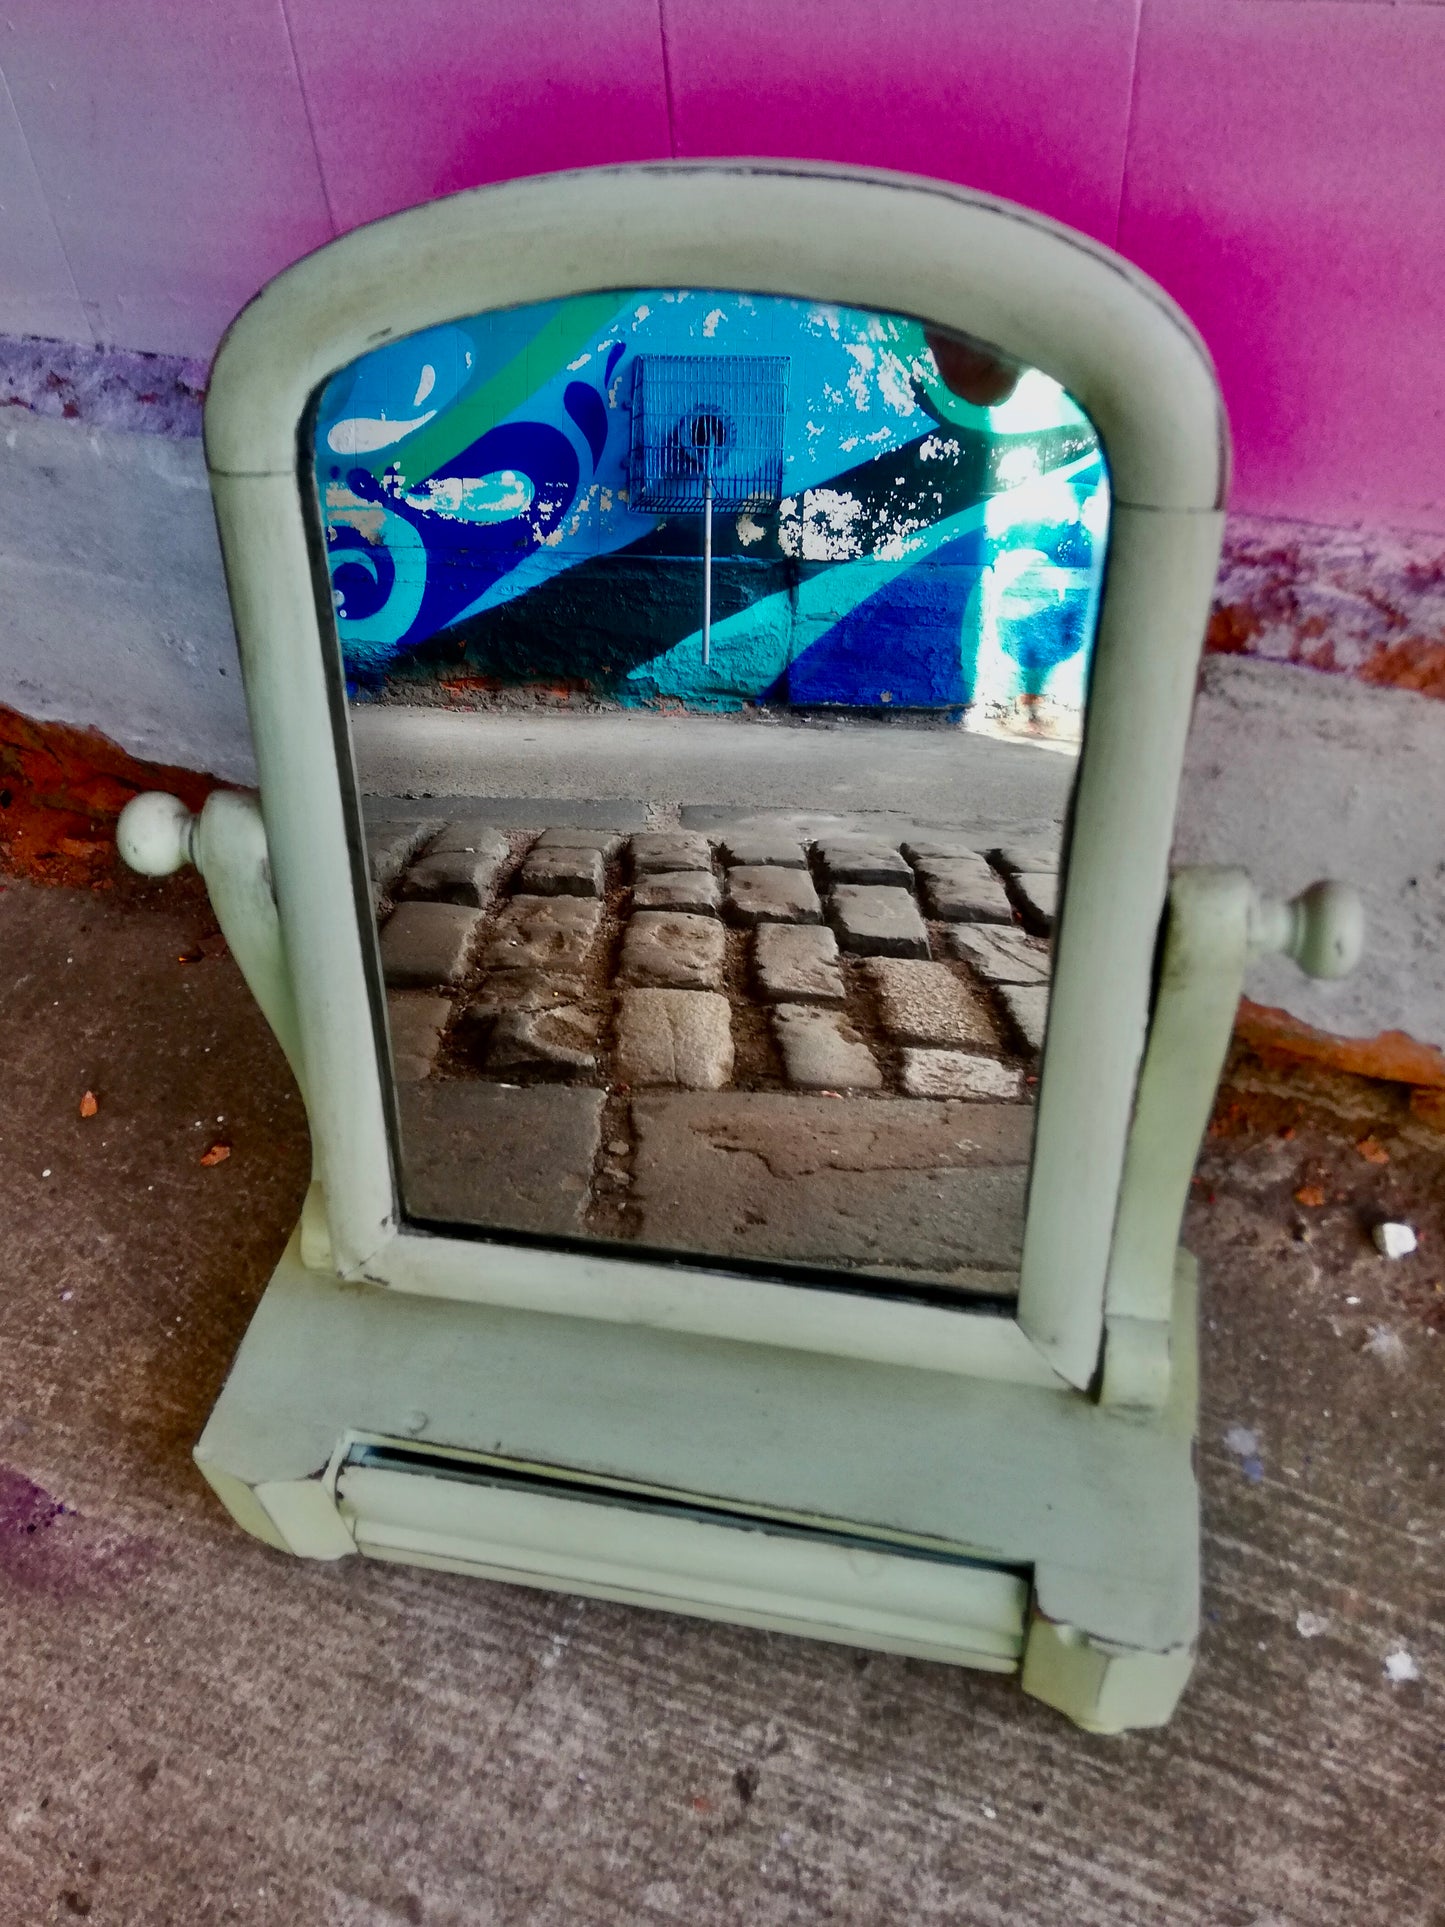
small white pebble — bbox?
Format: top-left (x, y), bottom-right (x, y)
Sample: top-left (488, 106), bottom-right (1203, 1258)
top-left (981, 1804), bottom-right (997, 1820)
top-left (1373, 1221), bottom-right (1417, 1260)
top-left (1384, 1646), bottom-right (1419, 1684)
top-left (1296, 1610), bottom-right (1329, 1639)
top-left (59, 1290), bottom-right (73, 1303)
top-left (41, 1168), bottom-right (51, 1178)
top-left (1364, 1324), bottom-right (1407, 1365)
top-left (1345, 1294), bottom-right (1360, 1306)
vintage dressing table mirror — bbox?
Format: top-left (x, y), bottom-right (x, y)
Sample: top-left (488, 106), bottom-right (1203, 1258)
top-left (117, 162), bottom-right (1362, 1732)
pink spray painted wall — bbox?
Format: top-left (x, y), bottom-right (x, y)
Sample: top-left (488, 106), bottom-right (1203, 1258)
top-left (4, 1), bottom-right (1445, 1069)
top-left (2, 0), bottom-right (1443, 538)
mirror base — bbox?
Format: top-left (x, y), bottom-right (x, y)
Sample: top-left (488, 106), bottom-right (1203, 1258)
top-left (195, 1232), bottom-right (1201, 1733)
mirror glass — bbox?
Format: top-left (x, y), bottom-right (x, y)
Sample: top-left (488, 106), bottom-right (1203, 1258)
top-left (313, 289), bottom-right (1108, 1303)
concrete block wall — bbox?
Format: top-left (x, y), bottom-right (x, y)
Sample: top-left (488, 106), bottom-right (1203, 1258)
top-left (3, 1), bottom-right (1440, 532)
top-left (1, 0), bottom-right (1443, 1058)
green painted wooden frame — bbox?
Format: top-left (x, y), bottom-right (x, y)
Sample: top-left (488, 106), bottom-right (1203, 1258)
top-left (204, 160), bottom-right (1228, 1393)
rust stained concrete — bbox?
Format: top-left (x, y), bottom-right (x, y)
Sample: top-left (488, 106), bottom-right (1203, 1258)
top-left (1210, 515), bottom-right (1445, 696)
top-left (0, 874), bottom-right (1442, 1926)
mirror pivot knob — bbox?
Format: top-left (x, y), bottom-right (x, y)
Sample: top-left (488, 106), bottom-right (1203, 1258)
top-left (116, 790), bottom-right (196, 877)
top-left (1250, 879), bottom-right (1364, 981)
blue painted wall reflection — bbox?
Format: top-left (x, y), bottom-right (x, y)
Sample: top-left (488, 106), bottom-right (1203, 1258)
top-left (315, 291), bottom-right (1109, 737)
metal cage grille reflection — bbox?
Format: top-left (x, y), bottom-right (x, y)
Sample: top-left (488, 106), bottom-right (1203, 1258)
top-left (627, 354), bottom-right (789, 514)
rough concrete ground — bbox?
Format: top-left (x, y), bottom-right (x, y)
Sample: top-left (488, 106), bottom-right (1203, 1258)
top-left (1, 873), bottom-right (1442, 1927)
top-left (350, 704), bottom-right (1074, 845)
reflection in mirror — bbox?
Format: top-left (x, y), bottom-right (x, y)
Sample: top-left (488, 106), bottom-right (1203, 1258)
top-left (314, 290), bottom-right (1108, 1301)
